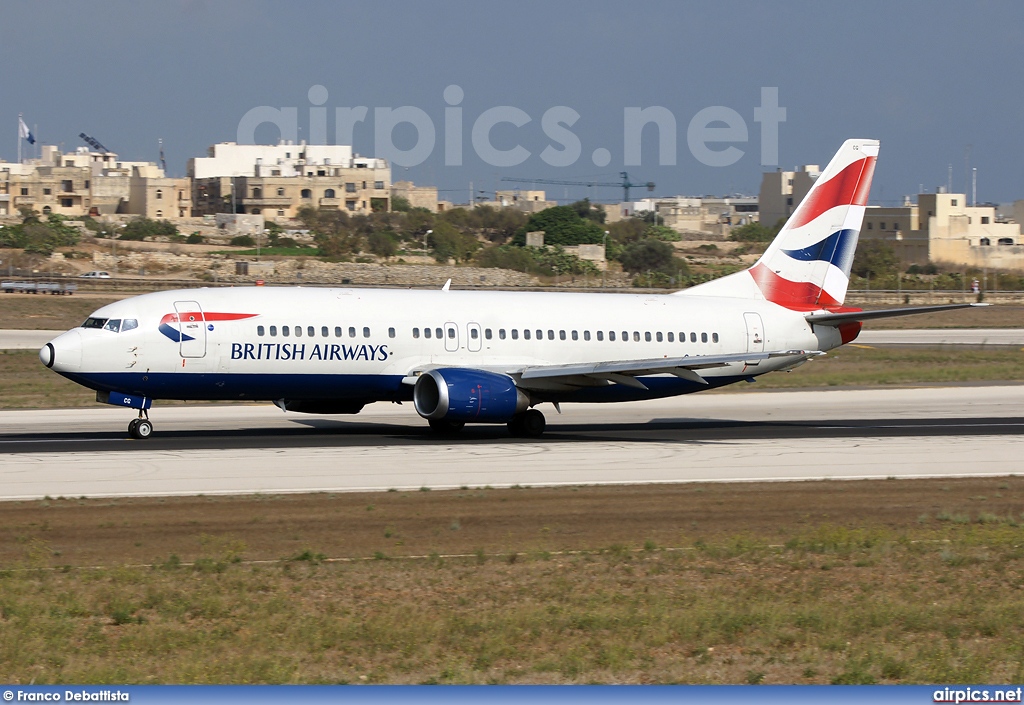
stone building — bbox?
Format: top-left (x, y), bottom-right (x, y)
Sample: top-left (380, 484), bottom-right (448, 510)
top-left (189, 142), bottom-right (390, 220)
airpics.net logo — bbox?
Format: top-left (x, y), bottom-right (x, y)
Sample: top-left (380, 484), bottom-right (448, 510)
top-left (235, 85), bottom-right (787, 170)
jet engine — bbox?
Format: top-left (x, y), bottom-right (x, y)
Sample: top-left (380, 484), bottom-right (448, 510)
top-left (413, 368), bottom-right (529, 423)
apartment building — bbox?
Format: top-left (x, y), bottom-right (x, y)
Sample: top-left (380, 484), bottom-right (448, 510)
top-left (189, 142), bottom-right (390, 220)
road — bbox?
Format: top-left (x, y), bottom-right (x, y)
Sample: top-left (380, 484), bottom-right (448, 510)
top-left (0, 385), bottom-right (1021, 500)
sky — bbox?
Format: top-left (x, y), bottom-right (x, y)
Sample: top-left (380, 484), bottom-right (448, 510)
top-left (2, 0), bottom-right (1023, 205)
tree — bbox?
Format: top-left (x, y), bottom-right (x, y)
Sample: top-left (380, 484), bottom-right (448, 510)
top-left (619, 238), bottom-right (679, 274)
top-left (297, 206), bottom-right (361, 257)
top-left (120, 217), bottom-right (178, 241)
top-left (729, 221), bottom-right (778, 243)
top-left (511, 205), bottom-right (606, 246)
top-left (569, 198), bottom-right (606, 224)
top-left (367, 230), bottom-right (399, 258)
top-left (429, 221), bottom-right (480, 263)
top-left (852, 239), bottom-right (900, 278)
top-left (644, 225), bottom-right (681, 242)
top-left (391, 195), bottom-right (411, 212)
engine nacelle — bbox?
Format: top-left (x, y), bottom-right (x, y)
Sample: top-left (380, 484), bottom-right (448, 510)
top-left (413, 368), bottom-right (529, 423)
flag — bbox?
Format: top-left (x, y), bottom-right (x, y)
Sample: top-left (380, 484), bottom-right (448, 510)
top-left (18, 117), bottom-right (35, 145)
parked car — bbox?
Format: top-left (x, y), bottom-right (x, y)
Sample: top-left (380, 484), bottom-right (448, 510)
top-left (79, 271), bottom-right (112, 279)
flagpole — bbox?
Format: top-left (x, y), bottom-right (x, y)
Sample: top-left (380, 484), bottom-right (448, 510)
top-left (17, 113), bottom-right (22, 164)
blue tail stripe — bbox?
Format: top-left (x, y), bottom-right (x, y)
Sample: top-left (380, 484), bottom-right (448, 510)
top-left (781, 228), bottom-right (858, 274)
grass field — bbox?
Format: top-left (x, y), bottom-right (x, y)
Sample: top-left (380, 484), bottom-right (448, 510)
top-left (1, 478), bottom-right (1023, 684)
top-left (3, 344), bottom-right (1023, 409)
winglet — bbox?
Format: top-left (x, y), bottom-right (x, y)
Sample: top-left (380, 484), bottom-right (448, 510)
top-left (441, 278), bottom-right (451, 291)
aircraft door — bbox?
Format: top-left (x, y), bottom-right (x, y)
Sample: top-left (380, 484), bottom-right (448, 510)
top-left (744, 312), bottom-right (765, 354)
top-left (174, 300), bottom-right (207, 358)
top-left (444, 321), bottom-right (459, 352)
top-left (467, 322), bottom-right (482, 352)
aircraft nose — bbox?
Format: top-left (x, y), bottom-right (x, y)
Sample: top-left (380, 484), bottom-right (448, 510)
top-left (42, 329), bottom-right (83, 372)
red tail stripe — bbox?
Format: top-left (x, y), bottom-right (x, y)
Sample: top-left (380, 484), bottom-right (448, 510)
top-left (749, 263), bottom-right (841, 309)
top-left (786, 157), bottom-right (876, 230)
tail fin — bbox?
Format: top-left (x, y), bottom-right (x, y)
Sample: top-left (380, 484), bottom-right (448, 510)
top-left (683, 138), bottom-right (878, 309)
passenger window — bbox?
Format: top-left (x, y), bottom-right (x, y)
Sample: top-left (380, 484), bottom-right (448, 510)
top-left (413, 328), bottom-right (420, 339)
top-left (524, 329), bottom-right (531, 340)
top-left (622, 331), bottom-right (628, 341)
top-left (122, 319), bottom-right (138, 332)
top-left (335, 326), bottom-right (342, 337)
top-left (679, 332), bottom-right (685, 342)
top-left (499, 329), bottom-right (506, 340)
top-left (712, 332), bottom-right (719, 343)
top-left (308, 326), bottom-right (315, 337)
top-left (349, 327), bottom-right (356, 338)
top-left (257, 325), bottom-right (265, 337)
top-left (470, 328), bottom-right (479, 339)
top-left (608, 331), bottom-right (615, 341)
top-left (668, 332), bottom-right (674, 342)
top-left (690, 332), bottom-right (697, 343)
top-left (363, 327), bottom-right (371, 338)
top-left (645, 332), bottom-right (652, 342)
top-left (511, 329), bottom-right (518, 340)
top-left (485, 329), bottom-right (492, 340)
top-left (536, 330), bottom-right (543, 340)
top-left (388, 327), bottom-right (396, 338)
top-left (633, 331), bottom-right (640, 342)
top-left (559, 330), bottom-right (566, 341)
top-left (571, 331), bottom-right (578, 341)
top-left (436, 328), bottom-right (443, 338)
top-left (656, 332), bottom-right (663, 342)
top-left (283, 326), bottom-right (290, 337)
top-left (596, 331), bottom-right (603, 341)
top-left (701, 332), bottom-right (708, 343)
top-left (321, 326), bottom-right (328, 337)
top-left (103, 319), bottom-right (121, 332)
top-left (424, 328), bottom-right (431, 339)
top-left (295, 326), bottom-right (302, 338)
top-left (583, 331), bottom-right (590, 341)
top-left (270, 326), bottom-right (277, 337)
top-left (447, 327), bottom-right (455, 339)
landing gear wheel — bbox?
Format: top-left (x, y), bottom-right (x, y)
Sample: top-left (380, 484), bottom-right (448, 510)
top-left (130, 419), bottom-right (153, 439)
top-left (428, 419), bottom-right (465, 434)
top-left (508, 409), bottom-right (545, 438)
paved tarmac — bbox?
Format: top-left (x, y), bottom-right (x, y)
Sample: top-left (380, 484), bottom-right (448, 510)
top-left (1, 385), bottom-right (1021, 500)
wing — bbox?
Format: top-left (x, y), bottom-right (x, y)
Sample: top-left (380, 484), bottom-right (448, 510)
top-left (512, 349), bottom-right (822, 391)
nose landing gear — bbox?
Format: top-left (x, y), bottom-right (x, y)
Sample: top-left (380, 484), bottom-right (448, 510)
top-left (128, 410), bottom-right (153, 439)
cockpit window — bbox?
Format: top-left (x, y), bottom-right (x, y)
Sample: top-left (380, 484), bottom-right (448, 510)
top-left (82, 317), bottom-right (108, 329)
top-left (103, 319), bottom-right (122, 333)
top-left (122, 319), bottom-right (139, 332)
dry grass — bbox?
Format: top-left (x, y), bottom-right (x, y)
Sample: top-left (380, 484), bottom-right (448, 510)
top-left (2, 478), bottom-right (1024, 684)
top-left (0, 294), bottom-right (124, 331)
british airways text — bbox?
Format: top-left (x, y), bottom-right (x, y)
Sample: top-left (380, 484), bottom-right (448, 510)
top-left (230, 342), bottom-right (390, 362)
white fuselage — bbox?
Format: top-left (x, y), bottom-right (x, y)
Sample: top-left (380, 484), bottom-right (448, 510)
top-left (45, 286), bottom-right (841, 408)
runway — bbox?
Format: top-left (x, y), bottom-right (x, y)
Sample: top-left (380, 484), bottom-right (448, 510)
top-left (1, 385), bottom-right (1021, 500)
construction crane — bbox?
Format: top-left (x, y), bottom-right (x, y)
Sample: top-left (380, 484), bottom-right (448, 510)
top-left (500, 171), bottom-right (655, 202)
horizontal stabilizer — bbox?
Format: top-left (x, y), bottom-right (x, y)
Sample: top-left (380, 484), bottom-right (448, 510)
top-left (806, 303), bottom-right (987, 326)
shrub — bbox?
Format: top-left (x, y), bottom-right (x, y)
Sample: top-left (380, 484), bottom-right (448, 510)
top-left (230, 235), bottom-right (256, 247)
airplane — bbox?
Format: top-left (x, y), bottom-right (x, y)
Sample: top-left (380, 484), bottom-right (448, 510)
top-left (40, 139), bottom-right (980, 439)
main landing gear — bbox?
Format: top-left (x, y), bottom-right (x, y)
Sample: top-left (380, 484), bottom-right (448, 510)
top-left (128, 409), bottom-right (153, 440)
top-left (507, 409), bottom-right (546, 438)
